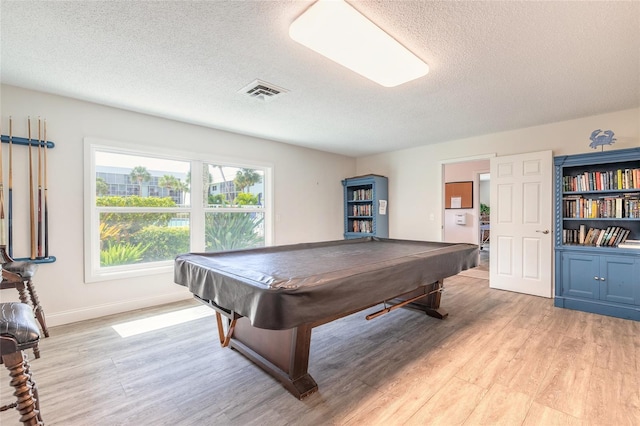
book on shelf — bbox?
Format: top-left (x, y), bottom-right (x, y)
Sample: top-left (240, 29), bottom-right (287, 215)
top-left (613, 229), bottom-right (630, 246)
top-left (618, 239), bottom-right (640, 249)
top-left (563, 167), bottom-right (640, 192)
top-left (598, 226), bottom-right (630, 247)
top-left (352, 188), bottom-right (373, 201)
top-left (566, 226), bottom-right (631, 247)
top-left (352, 204), bottom-right (372, 217)
top-left (595, 227), bottom-right (608, 246)
top-left (601, 226), bottom-right (616, 246)
top-left (351, 219), bottom-right (372, 233)
top-left (561, 193), bottom-right (640, 219)
top-left (607, 227), bottom-right (621, 246)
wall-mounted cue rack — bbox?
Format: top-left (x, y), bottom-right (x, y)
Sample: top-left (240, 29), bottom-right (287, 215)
top-left (0, 135), bottom-right (55, 149)
top-left (0, 120), bottom-right (57, 264)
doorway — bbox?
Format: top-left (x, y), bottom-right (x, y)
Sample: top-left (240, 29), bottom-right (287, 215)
top-left (441, 158), bottom-right (491, 276)
top-left (478, 172), bottom-right (490, 271)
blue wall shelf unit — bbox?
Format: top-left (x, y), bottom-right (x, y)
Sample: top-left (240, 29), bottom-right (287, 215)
top-left (342, 174), bottom-right (389, 239)
top-left (554, 147), bottom-right (640, 320)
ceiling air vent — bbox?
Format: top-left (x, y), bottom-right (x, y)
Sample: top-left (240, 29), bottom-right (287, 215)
top-left (239, 79), bottom-right (288, 101)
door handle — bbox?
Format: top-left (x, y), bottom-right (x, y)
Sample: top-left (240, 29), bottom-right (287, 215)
top-left (536, 230), bottom-right (550, 234)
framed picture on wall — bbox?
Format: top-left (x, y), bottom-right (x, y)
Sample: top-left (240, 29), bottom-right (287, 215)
top-left (445, 181), bottom-right (473, 209)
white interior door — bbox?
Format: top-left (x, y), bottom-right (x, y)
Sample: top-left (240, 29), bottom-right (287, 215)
top-left (489, 150), bottom-right (553, 297)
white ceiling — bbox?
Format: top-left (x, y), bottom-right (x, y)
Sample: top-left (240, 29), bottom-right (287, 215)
top-left (1, 1), bottom-right (639, 157)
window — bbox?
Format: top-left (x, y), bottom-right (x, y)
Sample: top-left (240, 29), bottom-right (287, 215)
top-left (84, 139), bottom-right (272, 282)
top-left (204, 164), bottom-right (266, 252)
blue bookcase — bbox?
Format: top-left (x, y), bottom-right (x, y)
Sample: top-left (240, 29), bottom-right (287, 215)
top-left (342, 175), bottom-right (388, 239)
top-left (554, 147), bottom-right (640, 320)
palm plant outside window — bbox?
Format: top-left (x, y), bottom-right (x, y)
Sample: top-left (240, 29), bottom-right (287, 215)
top-left (204, 164), bottom-right (265, 252)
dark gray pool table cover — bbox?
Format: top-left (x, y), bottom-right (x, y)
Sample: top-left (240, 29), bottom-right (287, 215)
top-left (174, 237), bottom-right (478, 330)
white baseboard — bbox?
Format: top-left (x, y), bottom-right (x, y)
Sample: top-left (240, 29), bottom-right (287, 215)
top-left (46, 291), bottom-right (193, 327)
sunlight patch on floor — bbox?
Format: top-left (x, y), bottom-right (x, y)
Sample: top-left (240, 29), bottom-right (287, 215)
top-left (112, 305), bottom-right (214, 338)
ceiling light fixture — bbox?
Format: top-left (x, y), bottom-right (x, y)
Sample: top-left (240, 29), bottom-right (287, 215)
top-left (289, 0), bottom-right (429, 88)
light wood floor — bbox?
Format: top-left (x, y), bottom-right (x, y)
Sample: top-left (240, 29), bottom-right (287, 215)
top-left (2, 270), bottom-right (639, 425)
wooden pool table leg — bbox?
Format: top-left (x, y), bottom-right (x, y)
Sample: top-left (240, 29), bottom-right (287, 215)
top-left (401, 280), bottom-right (448, 319)
top-left (228, 317), bottom-right (318, 399)
top-left (215, 312), bottom-right (237, 348)
top-left (421, 280), bottom-right (448, 319)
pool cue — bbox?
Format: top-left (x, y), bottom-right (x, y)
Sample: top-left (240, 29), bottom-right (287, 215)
top-left (37, 118), bottom-right (43, 258)
top-left (8, 116), bottom-right (13, 258)
top-left (44, 119), bottom-right (49, 259)
top-left (0, 119), bottom-right (5, 248)
top-left (28, 117), bottom-right (36, 259)
top-left (365, 287), bottom-right (441, 320)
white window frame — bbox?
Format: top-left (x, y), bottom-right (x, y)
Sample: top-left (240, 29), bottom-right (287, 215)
top-left (84, 137), bottom-right (273, 283)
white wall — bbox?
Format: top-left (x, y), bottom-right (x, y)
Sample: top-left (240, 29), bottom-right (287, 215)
top-left (356, 108), bottom-right (640, 241)
top-left (0, 85), bottom-right (356, 325)
top-left (479, 178), bottom-right (490, 207)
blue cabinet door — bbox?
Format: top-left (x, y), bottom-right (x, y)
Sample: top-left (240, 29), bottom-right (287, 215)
top-left (599, 256), bottom-right (640, 305)
top-left (561, 253), bottom-right (599, 299)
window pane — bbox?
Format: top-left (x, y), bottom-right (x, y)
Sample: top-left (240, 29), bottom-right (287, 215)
top-left (205, 212), bottom-right (264, 252)
top-left (99, 212), bottom-right (190, 266)
top-left (206, 164), bottom-right (264, 207)
top-left (95, 151), bottom-right (191, 206)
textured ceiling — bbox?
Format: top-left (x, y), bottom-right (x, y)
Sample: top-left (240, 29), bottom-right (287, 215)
top-left (1, 1), bottom-right (639, 157)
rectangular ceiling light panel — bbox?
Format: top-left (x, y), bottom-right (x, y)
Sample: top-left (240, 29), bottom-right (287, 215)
top-left (289, 0), bottom-right (428, 87)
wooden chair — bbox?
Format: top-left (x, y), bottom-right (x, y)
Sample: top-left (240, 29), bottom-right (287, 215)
top-left (0, 302), bottom-right (44, 425)
top-left (0, 247), bottom-right (49, 338)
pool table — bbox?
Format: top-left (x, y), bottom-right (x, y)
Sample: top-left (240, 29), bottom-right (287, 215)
top-left (174, 237), bottom-right (478, 399)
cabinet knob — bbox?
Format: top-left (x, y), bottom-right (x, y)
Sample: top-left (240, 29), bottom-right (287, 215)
top-left (594, 276), bottom-right (599, 280)
top-left (600, 277), bottom-right (606, 281)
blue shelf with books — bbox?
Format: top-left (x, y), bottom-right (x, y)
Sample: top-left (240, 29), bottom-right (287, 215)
top-left (342, 175), bottom-right (388, 239)
top-left (554, 147), bottom-right (640, 320)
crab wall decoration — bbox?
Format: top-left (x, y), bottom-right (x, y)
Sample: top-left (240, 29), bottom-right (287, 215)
top-left (589, 129), bottom-right (616, 150)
